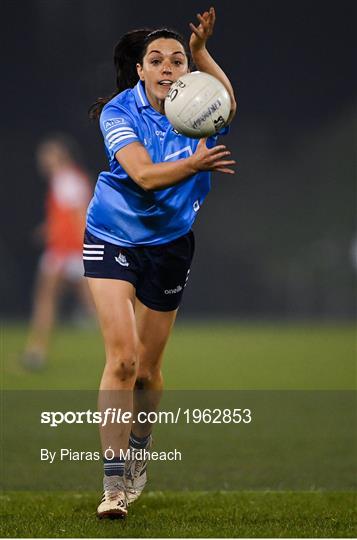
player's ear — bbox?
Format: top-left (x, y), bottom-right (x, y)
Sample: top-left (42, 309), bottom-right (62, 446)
top-left (136, 63), bottom-right (145, 81)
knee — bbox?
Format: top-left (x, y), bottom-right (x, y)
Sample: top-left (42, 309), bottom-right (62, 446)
top-left (106, 350), bottom-right (137, 382)
top-left (135, 366), bottom-right (163, 389)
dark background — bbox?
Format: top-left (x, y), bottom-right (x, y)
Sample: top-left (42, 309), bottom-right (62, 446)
top-left (0, 0), bottom-right (355, 319)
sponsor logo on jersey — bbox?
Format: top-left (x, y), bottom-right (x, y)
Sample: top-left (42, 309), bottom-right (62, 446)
top-left (115, 252), bottom-right (129, 267)
top-left (104, 118), bottom-right (126, 131)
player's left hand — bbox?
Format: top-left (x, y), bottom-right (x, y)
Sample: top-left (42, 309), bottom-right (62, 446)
top-left (189, 6), bottom-right (216, 53)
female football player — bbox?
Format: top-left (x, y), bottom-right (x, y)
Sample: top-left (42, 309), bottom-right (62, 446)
top-left (86, 6), bottom-right (236, 518)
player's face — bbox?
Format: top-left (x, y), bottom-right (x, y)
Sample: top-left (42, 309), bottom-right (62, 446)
top-left (137, 38), bottom-right (189, 113)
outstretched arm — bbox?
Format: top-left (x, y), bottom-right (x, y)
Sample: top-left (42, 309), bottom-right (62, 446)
top-left (189, 6), bottom-right (237, 123)
top-left (116, 138), bottom-right (235, 191)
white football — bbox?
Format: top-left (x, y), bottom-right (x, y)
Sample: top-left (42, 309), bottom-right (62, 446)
top-left (164, 71), bottom-right (231, 138)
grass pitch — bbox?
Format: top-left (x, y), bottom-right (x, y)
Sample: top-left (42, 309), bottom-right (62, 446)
top-left (1, 321), bottom-right (356, 537)
top-left (2, 321), bottom-right (355, 390)
top-left (1, 491), bottom-right (356, 538)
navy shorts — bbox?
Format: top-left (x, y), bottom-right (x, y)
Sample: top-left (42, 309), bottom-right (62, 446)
top-left (83, 229), bottom-right (195, 312)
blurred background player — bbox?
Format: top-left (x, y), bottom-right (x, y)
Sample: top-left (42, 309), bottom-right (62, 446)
top-left (22, 134), bottom-right (93, 370)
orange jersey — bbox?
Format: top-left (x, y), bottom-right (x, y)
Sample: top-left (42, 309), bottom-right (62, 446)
top-left (45, 167), bottom-right (91, 253)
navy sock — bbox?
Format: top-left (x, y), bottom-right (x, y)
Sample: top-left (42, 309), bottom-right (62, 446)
top-left (103, 456), bottom-right (125, 477)
top-left (129, 432), bottom-right (151, 449)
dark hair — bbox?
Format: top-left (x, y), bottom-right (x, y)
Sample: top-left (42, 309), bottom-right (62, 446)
top-left (89, 28), bottom-right (191, 120)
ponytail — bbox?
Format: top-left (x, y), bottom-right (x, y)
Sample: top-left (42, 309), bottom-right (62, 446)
top-left (89, 29), bottom-right (152, 120)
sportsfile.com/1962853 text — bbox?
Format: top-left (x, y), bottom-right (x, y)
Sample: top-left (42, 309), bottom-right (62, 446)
top-left (40, 408), bottom-right (252, 427)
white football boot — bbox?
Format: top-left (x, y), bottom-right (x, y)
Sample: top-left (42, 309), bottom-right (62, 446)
top-left (125, 436), bottom-right (152, 504)
top-left (96, 475), bottom-right (127, 519)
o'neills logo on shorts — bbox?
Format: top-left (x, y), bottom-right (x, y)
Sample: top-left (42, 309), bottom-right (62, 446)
top-left (164, 285), bottom-right (183, 295)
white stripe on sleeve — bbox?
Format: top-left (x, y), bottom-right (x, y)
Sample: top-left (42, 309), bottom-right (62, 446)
top-left (109, 134), bottom-right (138, 149)
top-left (108, 131), bottom-right (136, 144)
top-left (107, 127), bottom-right (135, 143)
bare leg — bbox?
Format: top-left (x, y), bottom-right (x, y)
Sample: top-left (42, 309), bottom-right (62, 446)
top-left (76, 276), bottom-right (96, 317)
top-left (25, 267), bottom-right (62, 358)
top-left (87, 278), bottom-right (138, 456)
top-left (132, 299), bottom-right (177, 438)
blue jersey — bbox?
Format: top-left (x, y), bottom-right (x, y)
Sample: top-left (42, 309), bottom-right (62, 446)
top-left (86, 80), bottom-right (227, 246)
